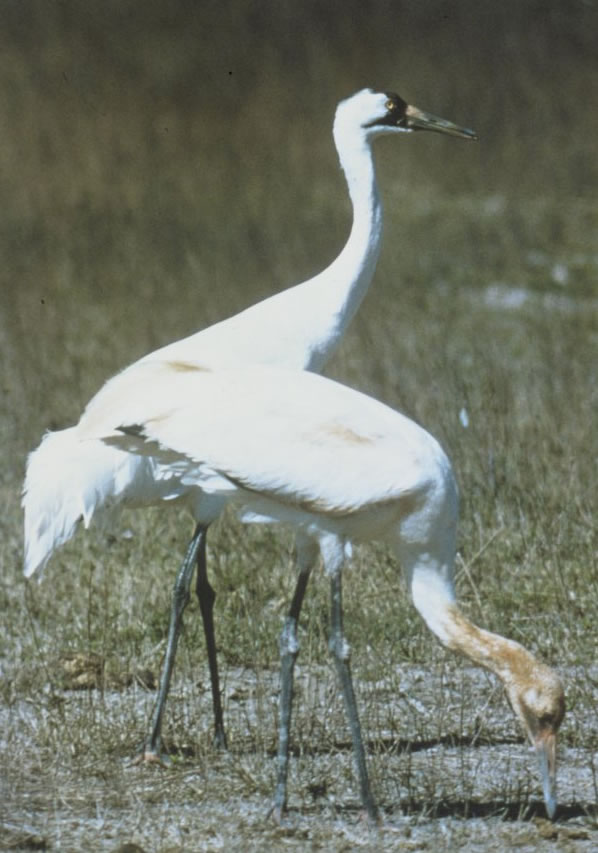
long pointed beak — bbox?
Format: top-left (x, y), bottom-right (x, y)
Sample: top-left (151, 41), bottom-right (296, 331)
top-left (405, 104), bottom-right (477, 141)
top-left (535, 729), bottom-right (558, 820)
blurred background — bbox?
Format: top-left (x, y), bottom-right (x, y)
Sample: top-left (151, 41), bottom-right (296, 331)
top-left (1, 1), bottom-right (597, 837)
top-left (2, 0), bottom-right (597, 447)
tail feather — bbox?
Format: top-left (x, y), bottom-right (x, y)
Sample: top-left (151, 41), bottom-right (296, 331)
top-left (22, 427), bottom-right (140, 578)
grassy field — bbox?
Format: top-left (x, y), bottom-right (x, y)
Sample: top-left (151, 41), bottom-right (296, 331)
top-left (1, 2), bottom-right (597, 850)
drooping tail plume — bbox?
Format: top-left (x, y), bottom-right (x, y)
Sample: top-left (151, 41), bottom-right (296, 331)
top-left (22, 427), bottom-right (139, 577)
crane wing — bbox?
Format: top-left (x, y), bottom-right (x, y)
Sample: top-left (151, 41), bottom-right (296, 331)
top-left (79, 360), bottom-right (447, 520)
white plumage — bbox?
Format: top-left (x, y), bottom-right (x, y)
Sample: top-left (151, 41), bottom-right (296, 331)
top-left (79, 359), bottom-right (565, 822)
top-left (23, 88), bottom-right (476, 753)
top-left (81, 360), bottom-right (454, 527)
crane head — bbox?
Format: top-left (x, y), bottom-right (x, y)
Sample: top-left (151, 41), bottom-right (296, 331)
top-left (504, 662), bottom-right (565, 819)
top-left (335, 88), bottom-right (477, 142)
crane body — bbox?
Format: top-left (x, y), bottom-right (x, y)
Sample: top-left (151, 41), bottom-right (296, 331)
top-left (23, 88), bottom-right (476, 755)
top-left (78, 359), bottom-right (565, 822)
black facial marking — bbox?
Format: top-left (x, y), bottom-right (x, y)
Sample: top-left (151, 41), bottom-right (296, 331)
top-left (364, 91), bottom-right (408, 129)
top-left (384, 91), bottom-right (408, 112)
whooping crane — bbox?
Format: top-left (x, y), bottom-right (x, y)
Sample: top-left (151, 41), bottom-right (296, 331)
top-left (23, 88), bottom-right (476, 759)
top-left (79, 359), bottom-right (566, 822)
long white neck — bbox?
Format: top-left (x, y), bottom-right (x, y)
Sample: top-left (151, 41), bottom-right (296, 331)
top-left (330, 131), bottom-right (383, 325)
top-left (334, 125), bottom-right (383, 281)
top-left (145, 121), bottom-right (384, 373)
top-left (299, 126), bottom-right (383, 370)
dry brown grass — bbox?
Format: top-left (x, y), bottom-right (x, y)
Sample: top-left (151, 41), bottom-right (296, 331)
top-left (1, 2), bottom-right (597, 850)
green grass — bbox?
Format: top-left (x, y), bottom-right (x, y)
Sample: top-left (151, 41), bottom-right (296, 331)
top-left (1, 2), bottom-right (597, 849)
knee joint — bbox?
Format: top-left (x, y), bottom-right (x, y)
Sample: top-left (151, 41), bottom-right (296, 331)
top-left (279, 619), bottom-right (300, 658)
top-left (329, 631), bottom-right (351, 662)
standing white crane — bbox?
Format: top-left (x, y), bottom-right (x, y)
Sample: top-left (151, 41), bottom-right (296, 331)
top-left (78, 359), bottom-right (566, 822)
top-left (23, 88), bottom-right (476, 760)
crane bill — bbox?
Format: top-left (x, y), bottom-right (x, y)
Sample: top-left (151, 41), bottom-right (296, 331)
top-left (405, 104), bottom-right (478, 140)
top-left (535, 729), bottom-right (558, 820)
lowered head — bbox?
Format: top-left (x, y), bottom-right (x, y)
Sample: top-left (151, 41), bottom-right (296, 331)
top-left (428, 602), bottom-right (566, 821)
top-left (334, 87), bottom-right (477, 143)
top-left (504, 658), bottom-right (565, 819)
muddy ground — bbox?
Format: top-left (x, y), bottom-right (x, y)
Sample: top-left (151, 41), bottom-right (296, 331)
top-left (2, 661), bottom-right (597, 851)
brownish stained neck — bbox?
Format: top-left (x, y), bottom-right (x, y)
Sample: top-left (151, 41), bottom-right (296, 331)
top-left (443, 604), bottom-right (552, 689)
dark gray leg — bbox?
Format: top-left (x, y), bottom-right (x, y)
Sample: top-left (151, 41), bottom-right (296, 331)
top-left (194, 525), bottom-right (227, 748)
top-left (138, 523), bottom-right (205, 762)
top-left (329, 569), bottom-right (379, 825)
top-left (270, 536), bottom-right (319, 821)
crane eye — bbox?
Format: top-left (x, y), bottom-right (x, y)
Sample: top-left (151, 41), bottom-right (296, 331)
top-left (385, 99), bottom-right (395, 112)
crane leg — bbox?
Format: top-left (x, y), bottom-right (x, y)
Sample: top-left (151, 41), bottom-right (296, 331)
top-left (328, 569), bottom-right (379, 825)
top-left (194, 525), bottom-right (227, 749)
top-left (136, 523), bottom-right (205, 764)
top-left (270, 535), bottom-right (318, 822)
